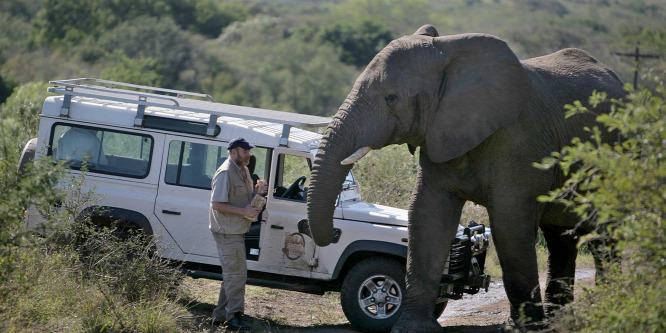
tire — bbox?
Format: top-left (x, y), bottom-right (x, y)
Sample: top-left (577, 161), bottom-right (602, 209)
top-left (18, 138), bottom-right (37, 174)
top-left (340, 257), bottom-right (406, 333)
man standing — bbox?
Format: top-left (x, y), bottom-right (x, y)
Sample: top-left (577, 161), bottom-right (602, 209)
top-left (210, 138), bottom-right (266, 330)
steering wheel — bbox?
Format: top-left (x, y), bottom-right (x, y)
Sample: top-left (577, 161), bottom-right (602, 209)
top-left (280, 176), bottom-right (307, 199)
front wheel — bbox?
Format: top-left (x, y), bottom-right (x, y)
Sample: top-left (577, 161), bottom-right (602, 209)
top-left (340, 257), bottom-right (405, 333)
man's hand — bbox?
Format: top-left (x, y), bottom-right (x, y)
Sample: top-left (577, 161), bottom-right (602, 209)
top-left (243, 204), bottom-right (262, 219)
top-left (255, 179), bottom-right (268, 196)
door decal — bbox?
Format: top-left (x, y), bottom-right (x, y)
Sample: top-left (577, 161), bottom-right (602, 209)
top-left (283, 232), bottom-right (306, 260)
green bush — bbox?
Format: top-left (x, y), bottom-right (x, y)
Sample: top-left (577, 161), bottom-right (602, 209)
top-left (556, 267), bottom-right (665, 333)
top-left (0, 117), bottom-right (64, 304)
top-left (0, 82), bottom-right (52, 146)
top-left (2, 238), bottom-right (186, 333)
top-left (68, 219), bottom-right (183, 303)
top-left (536, 81), bottom-right (665, 332)
top-left (0, 178), bottom-right (186, 332)
top-left (320, 20), bottom-right (394, 68)
top-left (0, 85), bottom-right (186, 332)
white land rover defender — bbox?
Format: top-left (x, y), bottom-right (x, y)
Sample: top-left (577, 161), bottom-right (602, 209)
top-left (23, 78), bottom-right (491, 332)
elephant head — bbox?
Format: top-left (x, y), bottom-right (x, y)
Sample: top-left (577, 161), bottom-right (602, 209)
top-left (307, 25), bottom-right (531, 246)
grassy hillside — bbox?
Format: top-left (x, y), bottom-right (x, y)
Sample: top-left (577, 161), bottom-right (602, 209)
top-left (1, 0), bottom-right (665, 110)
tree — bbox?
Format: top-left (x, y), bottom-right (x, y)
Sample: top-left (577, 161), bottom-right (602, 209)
top-left (101, 54), bottom-right (163, 88)
top-left (320, 20), bottom-right (394, 68)
top-left (207, 16), bottom-right (358, 116)
top-left (0, 0), bottom-right (42, 20)
top-left (95, 16), bottom-right (194, 88)
top-left (536, 81), bottom-right (665, 332)
top-left (29, 0), bottom-right (176, 47)
top-left (325, 0), bottom-right (433, 36)
top-left (0, 75), bottom-right (12, 105)
top-left (193, 0), bottom-right (250, 38)
top-left (29, 0), bottom-right (98, 47)
top-left (0, 82), bottom-right (52, 145)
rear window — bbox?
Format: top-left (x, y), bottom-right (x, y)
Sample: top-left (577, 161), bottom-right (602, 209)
top-left (50, 124), bottom-right (153, 178)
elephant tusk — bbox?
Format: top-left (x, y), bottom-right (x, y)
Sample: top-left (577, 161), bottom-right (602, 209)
top-left (341, 146), bottom-right (372, 165)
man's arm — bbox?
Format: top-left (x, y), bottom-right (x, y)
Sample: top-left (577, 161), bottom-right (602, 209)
top-left (212, 202), bottom-right (261, 219)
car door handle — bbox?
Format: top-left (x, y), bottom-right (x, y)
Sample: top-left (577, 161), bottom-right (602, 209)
top-left (162, 210), bottom-right (181, 215)
top-left (270, 225), bottom-right (284, 230)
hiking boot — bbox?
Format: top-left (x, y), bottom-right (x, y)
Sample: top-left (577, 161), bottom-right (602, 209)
top-left (226, 313), bottom-right (250, 331)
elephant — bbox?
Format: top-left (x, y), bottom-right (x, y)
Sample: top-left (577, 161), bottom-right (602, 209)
top-left (306, 24), bottom-right (625, 332)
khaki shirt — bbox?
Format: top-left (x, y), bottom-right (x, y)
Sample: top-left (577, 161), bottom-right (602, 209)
top-left (209, 158), bottom-right (254, 234)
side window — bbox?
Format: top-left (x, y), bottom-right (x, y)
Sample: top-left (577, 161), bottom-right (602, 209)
top-left (274, 154), bottom-right (311, 201)
top-left (50, 124), bottom-right (152, 178)
top-left (165, 140), bottom-right (268, 190)
top-left (165, 141), bottom-right (222, 189)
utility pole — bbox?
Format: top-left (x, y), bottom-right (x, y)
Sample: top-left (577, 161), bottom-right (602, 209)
top-left (613, 43), bottom-right (662, 89)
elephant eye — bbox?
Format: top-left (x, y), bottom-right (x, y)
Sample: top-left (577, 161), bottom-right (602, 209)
top-left (385, 94), bottom-right (398, 106)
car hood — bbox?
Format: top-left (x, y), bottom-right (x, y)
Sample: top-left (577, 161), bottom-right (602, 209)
top-left (340, 201), bottom-right (409, 227)
top-left (339, 201), bottom-right (480, 238)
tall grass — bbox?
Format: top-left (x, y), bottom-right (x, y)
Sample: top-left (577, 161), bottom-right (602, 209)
top-left (3, 244), bottom-right (188, 333)
top-left (0, 203), bottom-right (190, 332)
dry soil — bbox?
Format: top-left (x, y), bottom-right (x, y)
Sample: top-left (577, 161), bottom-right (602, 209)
top-left (181, 267), bottom-right (596, 332)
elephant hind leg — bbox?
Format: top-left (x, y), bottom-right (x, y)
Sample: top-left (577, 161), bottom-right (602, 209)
top-left (541, 224), bottom-right (578, 315)
top-left (586, 226), bottom-right (620, 283)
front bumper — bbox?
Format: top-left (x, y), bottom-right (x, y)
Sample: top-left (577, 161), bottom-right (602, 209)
top-left (438, 222), bottom-right (492, 302)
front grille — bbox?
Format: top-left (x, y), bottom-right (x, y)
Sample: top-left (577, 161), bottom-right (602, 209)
top-left (448, 238), bottom-right (471, 275)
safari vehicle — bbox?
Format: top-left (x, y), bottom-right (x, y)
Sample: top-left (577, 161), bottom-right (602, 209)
top-left (22, 78), bottom-right (492, 332)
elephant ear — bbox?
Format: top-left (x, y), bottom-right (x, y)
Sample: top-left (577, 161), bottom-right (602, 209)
top-left (426, 34), bottom-right (531, 163)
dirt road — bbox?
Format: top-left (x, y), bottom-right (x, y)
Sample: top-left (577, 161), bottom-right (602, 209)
top-left (184, 268), bottom-right (596, 332)
top-left (436, 268), bottom-right (595, 332)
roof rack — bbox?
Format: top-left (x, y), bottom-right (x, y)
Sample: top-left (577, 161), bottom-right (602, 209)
top-left (48, 78), bottom-right (331, 146)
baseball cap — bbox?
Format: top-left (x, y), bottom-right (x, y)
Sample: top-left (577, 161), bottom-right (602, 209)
top-left (227, 138), bottom-right (255, 150)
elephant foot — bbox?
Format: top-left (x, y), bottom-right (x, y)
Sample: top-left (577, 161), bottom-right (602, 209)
top-left (545, 279), bottom-right (574, 314)
top-left (509, 302), bottom-right (546, 326)
top-left (501, 317), bottom-right (550, 332)
top-left (391, 317), bottom-right (441, 333)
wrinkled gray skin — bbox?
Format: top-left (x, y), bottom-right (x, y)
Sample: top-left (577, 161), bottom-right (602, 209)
top-left (307, 25), bottom-right (625, 332)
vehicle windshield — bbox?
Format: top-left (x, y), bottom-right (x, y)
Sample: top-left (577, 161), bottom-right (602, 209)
top-left (342, 171), bottom-right (355, 188)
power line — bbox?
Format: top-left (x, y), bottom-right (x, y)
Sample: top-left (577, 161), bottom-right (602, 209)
top-left (612, 42), bottom-right (662, 89)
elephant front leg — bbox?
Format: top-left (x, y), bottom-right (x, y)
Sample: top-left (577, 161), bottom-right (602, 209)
top-left (391, 177), bottom-right (465, 333)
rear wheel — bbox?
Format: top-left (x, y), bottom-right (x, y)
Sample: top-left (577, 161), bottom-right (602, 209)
top-left (18, 138), bottom-right (37, 173)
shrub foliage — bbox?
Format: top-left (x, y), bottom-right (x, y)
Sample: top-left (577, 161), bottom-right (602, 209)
top-left (0, 83), bottom-right (185, 332)
top-left (536, 81), bottom-right (665, 332)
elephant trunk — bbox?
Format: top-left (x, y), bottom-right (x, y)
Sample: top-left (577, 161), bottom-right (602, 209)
top-left (307, 110), bottom-right (359, 246)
